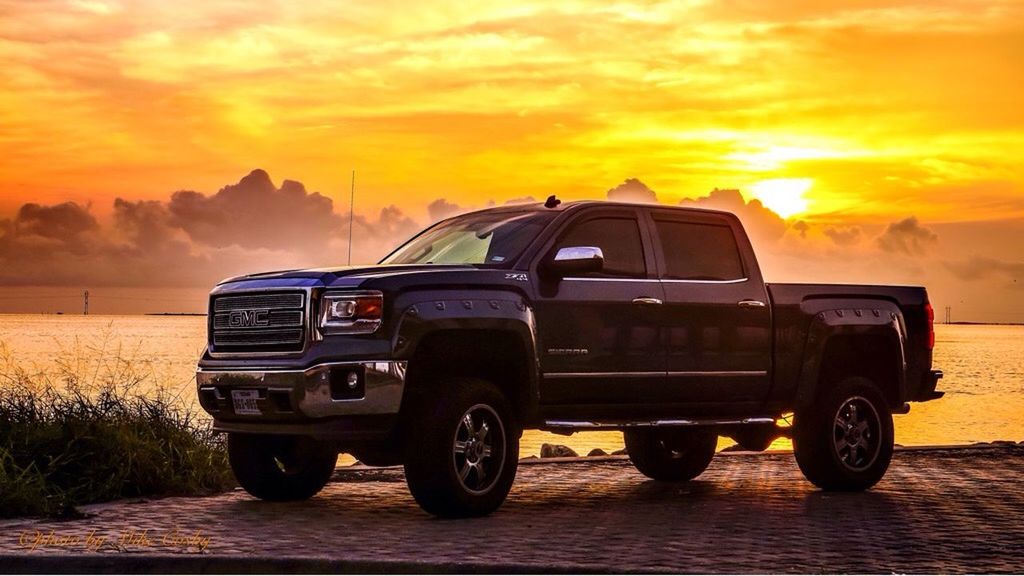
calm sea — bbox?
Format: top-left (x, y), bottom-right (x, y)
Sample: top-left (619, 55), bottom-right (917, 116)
top-left (1, 316), bottom-right (1022, 460)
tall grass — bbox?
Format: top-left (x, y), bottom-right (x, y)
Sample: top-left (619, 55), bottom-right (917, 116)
top-left (0, 337), bottom-right (234, 518)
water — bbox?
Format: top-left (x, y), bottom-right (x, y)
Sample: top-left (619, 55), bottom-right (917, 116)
top-left (1, 316), bottom-right (1021, 460)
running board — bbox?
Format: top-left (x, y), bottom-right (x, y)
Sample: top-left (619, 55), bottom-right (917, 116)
top-left (542, 417), bottom-right (777, 431)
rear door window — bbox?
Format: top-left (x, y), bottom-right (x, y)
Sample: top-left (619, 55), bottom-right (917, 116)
top-left (654, 220), bottom-right (745, 281)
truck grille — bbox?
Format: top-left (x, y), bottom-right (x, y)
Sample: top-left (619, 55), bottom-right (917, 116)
top-left (210, 291), bottom-right (307, 354)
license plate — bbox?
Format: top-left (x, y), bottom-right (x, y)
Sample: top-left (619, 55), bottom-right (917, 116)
top-left (231, 389), bottom-right (261, 415)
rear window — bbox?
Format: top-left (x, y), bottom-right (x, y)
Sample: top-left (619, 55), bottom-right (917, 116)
top-left (654, 220), bottom-right (745, 281)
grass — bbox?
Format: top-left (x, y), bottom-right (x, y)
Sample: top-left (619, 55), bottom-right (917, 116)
top-left (0, 338), bottom-right (235, 518)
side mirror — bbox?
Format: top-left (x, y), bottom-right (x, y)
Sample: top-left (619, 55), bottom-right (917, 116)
top-left (544, 246), bottom-right (604, 278)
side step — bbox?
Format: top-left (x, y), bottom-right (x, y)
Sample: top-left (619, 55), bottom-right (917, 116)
top-left (542, 417), bottom-right (777, 432)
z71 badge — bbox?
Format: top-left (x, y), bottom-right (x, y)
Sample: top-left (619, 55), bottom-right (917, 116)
top-left (505, 273), bottom-right (529, 282)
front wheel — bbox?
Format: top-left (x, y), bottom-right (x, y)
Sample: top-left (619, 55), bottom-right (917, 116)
top-left (228, 433), bottom-right (337, 501)
top-left (624, 428), bottom-right (717, 481)
top-left (793, 377), bottom-right (894, 491)
top-left (403, 378), bottom-right (519, 518)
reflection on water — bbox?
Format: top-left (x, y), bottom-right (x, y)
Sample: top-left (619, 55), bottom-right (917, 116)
top-left (1, 317), bottom-right (1021, 459)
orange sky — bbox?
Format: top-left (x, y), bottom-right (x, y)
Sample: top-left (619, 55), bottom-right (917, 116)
top-left (0, 0), bottom-right (1022, 319)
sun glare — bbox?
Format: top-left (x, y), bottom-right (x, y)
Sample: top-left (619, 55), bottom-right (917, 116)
top-left (749, 178), bottom-right (812, 218)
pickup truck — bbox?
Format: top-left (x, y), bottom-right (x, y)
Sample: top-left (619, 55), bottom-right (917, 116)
top-left (196, 198), bottom-right (943, 517)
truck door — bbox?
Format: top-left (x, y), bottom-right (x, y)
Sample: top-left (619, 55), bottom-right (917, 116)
top-left (649, 209), bottom-right (772, 408)
top-left (532, 207), bottom-right (666, 413)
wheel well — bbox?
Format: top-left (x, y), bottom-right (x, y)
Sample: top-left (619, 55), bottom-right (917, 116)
top-left (816, 335), bottom-right (902, 408)
top-left (404, 329), bottom-right (535, 424)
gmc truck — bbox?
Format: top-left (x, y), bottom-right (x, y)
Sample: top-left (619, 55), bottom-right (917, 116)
top-left (196, 199), bottom-right (943, 517)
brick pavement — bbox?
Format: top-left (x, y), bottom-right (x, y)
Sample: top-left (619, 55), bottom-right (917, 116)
top-left (3, 445), bottom-right (1024, 573)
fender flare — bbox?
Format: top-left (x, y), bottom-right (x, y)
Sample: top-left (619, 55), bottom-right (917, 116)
top-left (391, 290), bottom-right (541, 418)
top-left (795, 301), bottom-right (908, 410)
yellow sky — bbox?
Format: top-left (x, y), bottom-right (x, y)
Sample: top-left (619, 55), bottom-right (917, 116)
top-left (1, 0), bottom-right (1022, 223)
top-left (1, 0), bottom-right (1023, 320)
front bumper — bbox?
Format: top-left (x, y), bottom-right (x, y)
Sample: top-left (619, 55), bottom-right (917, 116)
top-left (196, 361), bottom-right (406, 435)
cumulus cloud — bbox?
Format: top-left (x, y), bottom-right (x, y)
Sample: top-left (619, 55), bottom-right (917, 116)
top-left (0, 202), bottom-right (104, 279)
top-left (167, 169), bottom-right (343, 252)
top-left (876, 217), bottom-right (938, 255)
top-left (680, 188), bottom-right (786, 244)
top-left (426, 198), bottom-right (463, 222)
top-left (113, 198), bottom-right (179, 249)
top-left (349, 205), bottom-right (421, 255)
top-left (0, 170), bottom-right (445, 287)
top-left (824, 226), bottom-right (862, 246)
top-left (13, 202), bottom-right (99, 241)
top-left (607, 178), bottom-right (658, 203)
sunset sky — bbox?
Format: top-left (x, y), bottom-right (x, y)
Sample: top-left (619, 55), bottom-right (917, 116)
top-left (0, 0), bottom-right (1021, 320)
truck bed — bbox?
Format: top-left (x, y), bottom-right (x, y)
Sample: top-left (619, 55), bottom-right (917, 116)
top-left (766, 282), bottom-right (936, 406)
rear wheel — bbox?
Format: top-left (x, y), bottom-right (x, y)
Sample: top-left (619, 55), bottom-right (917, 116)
top-left (228, 433), bottom-right (337, 501)
top-left (403, 378), bottom-right (519, 518)
top-left (624, 428), bottom-right (717, 481)
top-left (793, 377), bottom-right (894, 491)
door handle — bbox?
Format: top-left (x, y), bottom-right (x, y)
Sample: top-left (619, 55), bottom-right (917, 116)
top-left (738, 299), bottom-right (766, 308)
top-left (632, 297), bottom-right (663, 306)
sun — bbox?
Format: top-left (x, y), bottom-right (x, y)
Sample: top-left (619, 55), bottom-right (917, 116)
top-left (749, 178), bottom-right (812, 218)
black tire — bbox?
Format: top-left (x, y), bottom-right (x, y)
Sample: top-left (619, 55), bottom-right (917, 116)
top-left (228, 433), bottom-right (337, 501)
top-left (624, 428), bottom-right (717, 481)
top-left (793, 377), bottom-right (894, 491)
top-left (403, 378), bottom-right (519, 518)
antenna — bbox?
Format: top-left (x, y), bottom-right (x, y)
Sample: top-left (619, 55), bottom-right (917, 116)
top-left (83, 289), bottom-right (89, 315)
top-left (347, 170), bottom-right (355, 266)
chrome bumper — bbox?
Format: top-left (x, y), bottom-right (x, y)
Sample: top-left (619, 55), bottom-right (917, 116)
top-left (196, 361), bottom-right (406, 419)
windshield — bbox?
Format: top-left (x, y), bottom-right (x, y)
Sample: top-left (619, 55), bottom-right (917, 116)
top-left (381, 210), bottom-right (555, 266)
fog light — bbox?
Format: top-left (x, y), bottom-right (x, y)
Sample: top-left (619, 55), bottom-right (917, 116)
top-left (329, 367), bottom-right (365, 400)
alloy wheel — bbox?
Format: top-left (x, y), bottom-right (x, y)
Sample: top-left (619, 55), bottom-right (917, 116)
top-left (452, 404), bottom-right (506, 495)
top-left (833, 396), bottom-right (882, 472)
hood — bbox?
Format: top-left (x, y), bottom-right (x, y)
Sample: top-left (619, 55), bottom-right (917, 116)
top-left (216, 263), bottom-right (481, 290)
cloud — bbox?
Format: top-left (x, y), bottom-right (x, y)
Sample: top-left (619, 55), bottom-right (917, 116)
top-left (167, 169), bottom-right (343, 252)
top-left (426, 198), bottom-right (463, 222)
top-left (11, 202), bottom-right (99, 246)
top-left (504, 196), bottom-right (537, 205)
top-left (113, 198), bottom-right (179, 249)
top-left (945, 256), bottom-right (1024, 288)
top-left (607, 178), bottom-right (658, 203)
top-left (680, 188), bottom-right (787, 244)
top-left (350, 205), bottom-right (421, 252)
top-left (876, 217), bottom-right (938, 255)
top-left (824, 225), bottom-right (862, 246)
top-left (0, 202), bottom-right (102, 266)
top-left (792, 220), bottom-right (809, 239)
top-left (0, 170), bottom-right (444, 288)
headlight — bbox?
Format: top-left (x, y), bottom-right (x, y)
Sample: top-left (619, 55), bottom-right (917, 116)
top-left (319, 291), bottom-right (384, 335)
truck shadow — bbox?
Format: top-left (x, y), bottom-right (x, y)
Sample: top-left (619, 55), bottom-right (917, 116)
top-left (212, 468), bottom-right (987, 572)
